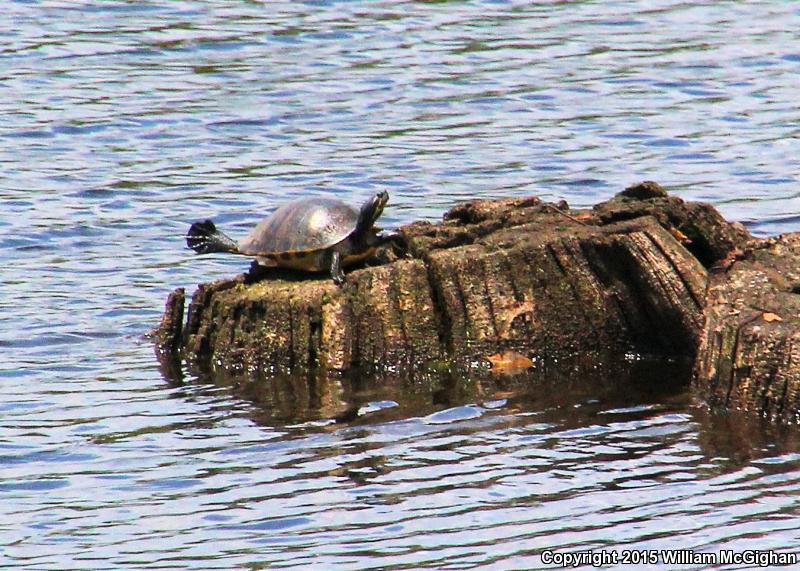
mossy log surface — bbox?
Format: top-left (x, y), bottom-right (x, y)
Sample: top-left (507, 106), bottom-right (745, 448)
top-left (155, 182), bottom-right (753, 382)
top-left (694, 234), bottom-right (800, 423)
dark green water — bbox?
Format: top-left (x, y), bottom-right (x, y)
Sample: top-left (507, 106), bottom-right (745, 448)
top-left (2, 1), bottom-right (800, 569)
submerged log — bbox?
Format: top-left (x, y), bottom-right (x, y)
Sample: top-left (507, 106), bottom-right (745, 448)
top-left (155, 182), bottom-right (749, 380)
top-left (694, 234), bottom-right (800, 423)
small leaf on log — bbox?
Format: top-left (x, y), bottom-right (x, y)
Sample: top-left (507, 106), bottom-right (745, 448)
top-left (669, 226), bottom-right (692, 245)
top-left (486, 351), bottom-right (535, 374)
top-left (762, 312), bottom-right (783, 322)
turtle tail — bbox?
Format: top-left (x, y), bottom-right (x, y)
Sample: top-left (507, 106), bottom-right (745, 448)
top-left (186, 220), bottom-right (239, 254)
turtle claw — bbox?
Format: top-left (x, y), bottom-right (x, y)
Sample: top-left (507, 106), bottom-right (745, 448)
top-left (330, 251), bottom-right (345, 285)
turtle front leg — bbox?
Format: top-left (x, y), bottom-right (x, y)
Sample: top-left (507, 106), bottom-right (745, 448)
top-left (329, 250), bottom-right (345, 285)
top-left (376, 230), bottom-right (403, 246)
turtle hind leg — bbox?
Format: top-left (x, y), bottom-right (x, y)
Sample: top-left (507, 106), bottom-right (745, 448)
top-left (186, 220), bottom-right (238, 254)
top-left (329, 250), bottom-right (345, 285)
top-left (245, 260), bottom-right (274, 283)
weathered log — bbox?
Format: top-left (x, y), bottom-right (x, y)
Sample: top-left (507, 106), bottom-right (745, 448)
top-left (694, 234), bottom-right (800, 423)
top-left (155, 182), bottom-right (749, 380)
top-left (152, 287), bottom-right (185, 381)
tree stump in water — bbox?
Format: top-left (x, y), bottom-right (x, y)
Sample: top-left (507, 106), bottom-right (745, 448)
top-left (694, 234), bottom-right (800, 423)
top-left (154, 182), bottom-right (749, 380)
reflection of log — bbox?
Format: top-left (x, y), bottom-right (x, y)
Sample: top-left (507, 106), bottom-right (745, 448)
top-left (188, 352), bottom-right (694, 426)
top-left (694, 235), bottom-right (800, 423)
top-left (154, 182), bottom-right (749, 380)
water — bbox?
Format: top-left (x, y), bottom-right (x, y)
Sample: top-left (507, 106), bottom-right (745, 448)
top-left (2, 1), bottom-right (800, 569)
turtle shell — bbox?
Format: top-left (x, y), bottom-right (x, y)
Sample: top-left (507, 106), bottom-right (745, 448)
top-left (237, 197), bottom-right (359, 256)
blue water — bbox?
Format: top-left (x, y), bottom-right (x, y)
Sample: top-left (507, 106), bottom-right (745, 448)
top-left (2, 1), bottom-right (800, 569)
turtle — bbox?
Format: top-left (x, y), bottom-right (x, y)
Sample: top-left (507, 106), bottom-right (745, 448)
top-left (186, 191), bottom-right (391, 285)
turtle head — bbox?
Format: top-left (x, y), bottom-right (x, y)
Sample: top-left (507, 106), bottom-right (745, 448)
top-left (357, 191), bottom-right (389, 234)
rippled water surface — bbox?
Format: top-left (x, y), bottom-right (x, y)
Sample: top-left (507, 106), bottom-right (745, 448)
top-left (2, 1), bottom-right (800, 569)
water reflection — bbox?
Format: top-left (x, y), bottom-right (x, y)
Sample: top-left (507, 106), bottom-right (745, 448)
top-left (195, 353), bottom-right (692, 429)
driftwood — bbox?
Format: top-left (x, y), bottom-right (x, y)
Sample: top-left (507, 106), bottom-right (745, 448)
top-left (694, 234), bottom-right (800, 423)
top-left (155, 181), bottom-right (747, 374)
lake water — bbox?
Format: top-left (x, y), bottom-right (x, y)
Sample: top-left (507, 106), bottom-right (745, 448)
top-left (2, 1), bottom-right (800, 569)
